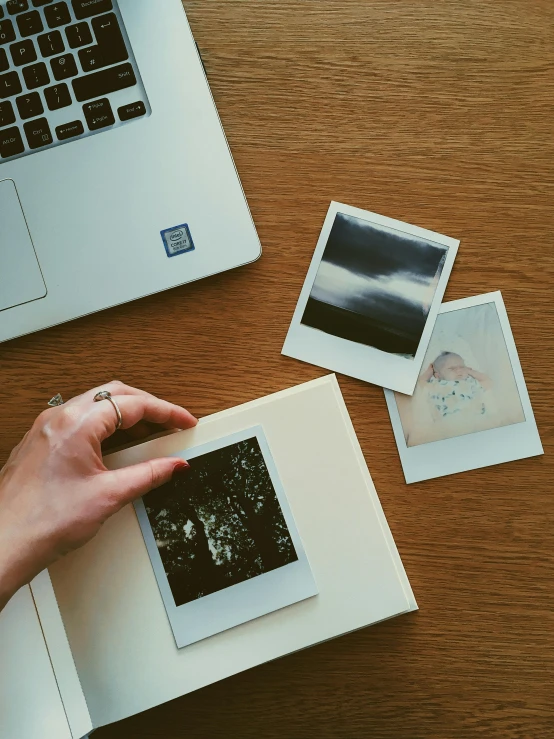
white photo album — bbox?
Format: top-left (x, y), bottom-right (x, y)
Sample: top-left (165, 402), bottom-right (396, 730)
top-left (134, 425), bottom-right (318, 648)
top-left (384, 292), bottom-right (543, 483)
top-left (282, 202), bottom-right (460, 394)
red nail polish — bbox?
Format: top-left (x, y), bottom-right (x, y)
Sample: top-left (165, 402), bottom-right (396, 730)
top-left (172, 460), bottom-right (190, 479)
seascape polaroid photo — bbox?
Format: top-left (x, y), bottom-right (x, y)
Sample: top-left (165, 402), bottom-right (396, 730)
top-left (282, 202), bottom-right (460, 394)
top-left (384, 292), bottom-right (543, 483)
top-left (134, 426), bottom-right (317, 648)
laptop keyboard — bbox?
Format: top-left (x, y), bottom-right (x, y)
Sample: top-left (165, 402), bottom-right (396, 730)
top-left (0, 0), bottom-right (150, 162)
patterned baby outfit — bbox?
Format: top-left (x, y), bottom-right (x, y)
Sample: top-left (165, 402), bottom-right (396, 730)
top-left (429, 375), bottom-right (486, 418)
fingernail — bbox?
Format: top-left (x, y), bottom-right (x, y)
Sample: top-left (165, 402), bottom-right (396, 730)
top-left (172, 460), bottom-right (190, 478)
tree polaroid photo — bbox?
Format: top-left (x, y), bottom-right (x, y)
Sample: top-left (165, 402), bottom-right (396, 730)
top-left (384, 292), bottom-right (543, 483)
top-left (134, 426), bottom-right (318, 648)
top-left (282, 202), bottom-right (459, 394)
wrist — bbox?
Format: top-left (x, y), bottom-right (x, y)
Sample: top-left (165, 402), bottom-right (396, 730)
top-left (0, 518), bottom-right (36, 611)
top-left (0, 546), bottom-right (23, 611)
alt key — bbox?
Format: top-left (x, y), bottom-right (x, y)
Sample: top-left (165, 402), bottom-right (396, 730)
top-left (118, 100), bottom-right (145, 122)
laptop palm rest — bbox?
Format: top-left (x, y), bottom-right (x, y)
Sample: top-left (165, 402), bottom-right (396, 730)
top-left (0, 179), bottom-right (46, 313)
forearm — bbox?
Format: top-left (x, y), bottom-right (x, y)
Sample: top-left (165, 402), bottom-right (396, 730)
top-left (0, 539), bottom-right (25, 612)
top-left (469, 369), bottom-right (492, 389)
top-left (469, 368), bottom-right (486, 382)
top-left (0, 511), bottom-right (38, 612)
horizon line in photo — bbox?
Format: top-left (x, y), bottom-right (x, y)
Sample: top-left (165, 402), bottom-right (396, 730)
top-left (302, 212), bottom-right (448, 356)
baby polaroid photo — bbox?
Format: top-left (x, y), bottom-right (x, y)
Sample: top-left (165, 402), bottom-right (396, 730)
top-left (134, 426), bottom-right (318, 648)
top-left (282, 202), bottom-right (460, 394)
top-left (384, 292), bottom-right (543, 483)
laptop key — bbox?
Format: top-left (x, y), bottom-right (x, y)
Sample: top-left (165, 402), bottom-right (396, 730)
top-left (24, 116), bottom-right (52, 148)
top-left (91, 13), bottom-right (127, 63)
top-left (56, 118), bottom-right (83, 140)
top-left (50, 52), bottom-right (77, 80)
top-left (0, 126), bottom-right (25, 157)
top-left (16, 90), bottom-right (43, 118)
top-left (72, 61), bottom-right (135, 102)
top-left (45, 2), bottom-right (71, 28)
top-left (66, 21), bottom-right (92, 48)
top-left (118, 100), bottom-right (145, 121)
top-left (7, 1), bottom-right (29, 15)
top-left (0, 99), bottom-right (16, 126)
top-left (72, 0), bottom-right (112, 21)
top-left (22, 61), bottom-right (49, 88)
top-left (44, 81), bottom-right (71, 109)
top-left (10, 39), bottom-right (37, 66)
top-left (0, 0), bottom-right (144, 161)
top-left (83, 96), bottom-right (114, 130)
top-left (78, 46), bottom-right (103, 72)
top-left (38, 30), bottom-right (64, 56)
top-left (0, 19), bottom-right (16, 44)
top-left (0, 70), bottom-right (22, 97)
top-left (17, 10), bottom-right (43, 36)
top-left (79, 14), bottom-right (127, 71)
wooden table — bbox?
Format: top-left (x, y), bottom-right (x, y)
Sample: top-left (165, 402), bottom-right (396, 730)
top-left (1, 1), bottom-right (553, 737)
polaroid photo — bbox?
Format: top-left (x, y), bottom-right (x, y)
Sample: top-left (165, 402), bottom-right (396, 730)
top-left (384, 292), bottom-right (543, 483)
top-left (282, 202), bottom-right (460, 394)
top-left (134, 426), bottom-right (318, 648)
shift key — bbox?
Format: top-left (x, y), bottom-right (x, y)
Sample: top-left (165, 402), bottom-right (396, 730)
top-left (72, 62), bottom-right (136, 102)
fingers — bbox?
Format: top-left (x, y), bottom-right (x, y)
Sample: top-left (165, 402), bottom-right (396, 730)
top-left (42, 382), bottom-right (198, 446)
top-left (63, 380), bottom-right (147, 407)
top-left (91, 393), bottom-right (197, 441)
top-left (102, 457), bottom-right (189, 507)
top-left (100, 422), bottom-right (172, 453)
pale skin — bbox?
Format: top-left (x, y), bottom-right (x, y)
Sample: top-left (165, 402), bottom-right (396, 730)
top-left (0, 381), bottom-right (197, 613)
top-left (418, 354), bottom-right (493, 390)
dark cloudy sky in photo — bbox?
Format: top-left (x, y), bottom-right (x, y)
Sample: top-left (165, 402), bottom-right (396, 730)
top-left (308, 213), bottom-right (447, 339)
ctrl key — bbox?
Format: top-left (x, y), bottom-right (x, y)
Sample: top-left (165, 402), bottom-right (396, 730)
top-left (23, 117), bottom-right (53, 149)
top-left (56, 120), bottom-right (84, 141)
top-left (0, 126), bottom-right (24, 158)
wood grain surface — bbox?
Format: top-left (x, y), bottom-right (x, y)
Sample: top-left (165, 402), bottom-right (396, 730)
top-left (1, 1), bottom-right (553, 737)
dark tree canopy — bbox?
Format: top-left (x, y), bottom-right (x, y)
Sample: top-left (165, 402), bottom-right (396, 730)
top-left (143, 438), bottom-right (297, 606)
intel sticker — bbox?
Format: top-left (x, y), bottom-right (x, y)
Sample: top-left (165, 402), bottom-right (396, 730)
top-left (160, 223), bottom-right (195, 258)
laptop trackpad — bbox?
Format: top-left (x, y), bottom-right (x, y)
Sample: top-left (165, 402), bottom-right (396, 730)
top-left (0, 179), bottom-right (46, 312)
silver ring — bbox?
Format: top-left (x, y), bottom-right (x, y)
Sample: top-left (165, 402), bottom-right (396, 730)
top-left (94, 390), bottom-right (123, 430)
top-left (48, 393), bottom-right (64, 407)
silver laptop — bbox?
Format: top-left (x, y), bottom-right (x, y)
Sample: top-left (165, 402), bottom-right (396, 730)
top-left (0, 0), bottom-right (261, 343)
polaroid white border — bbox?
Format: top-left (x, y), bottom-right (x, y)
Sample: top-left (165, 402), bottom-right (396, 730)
top-left (384, 291), bottom-right (544, 483)
top-left (134, 425), bottom-right (318, 648)
top-left (282, 201), bottom-right (460, 395)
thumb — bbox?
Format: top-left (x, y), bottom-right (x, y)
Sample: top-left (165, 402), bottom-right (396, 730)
top-left (103, 458), bottom-right (189, 507)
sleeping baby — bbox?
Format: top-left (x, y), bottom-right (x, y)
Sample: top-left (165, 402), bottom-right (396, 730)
top-left (419, 352), bottom-right (493, 422)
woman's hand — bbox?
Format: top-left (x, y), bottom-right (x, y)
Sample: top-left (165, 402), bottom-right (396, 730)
top-left (0, 381), bottom-right (197, 611)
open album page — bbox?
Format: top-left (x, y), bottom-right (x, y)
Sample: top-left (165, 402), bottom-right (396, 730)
top-left (47, 376), bottom-right (415, 729)
top-left (0, 584), bottom-right (75, 739)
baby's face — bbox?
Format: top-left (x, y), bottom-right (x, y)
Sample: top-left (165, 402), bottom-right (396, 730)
top-left (436, 355), bottom-right (469, 381)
